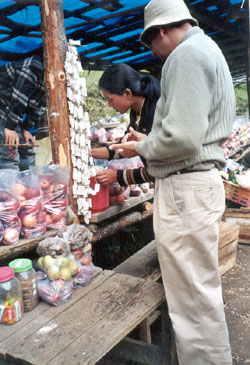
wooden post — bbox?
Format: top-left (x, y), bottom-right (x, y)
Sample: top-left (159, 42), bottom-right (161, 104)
top-left (40, 0), bottom-right (77, 214)
top-left (247, 0), bottom-right (250, 117)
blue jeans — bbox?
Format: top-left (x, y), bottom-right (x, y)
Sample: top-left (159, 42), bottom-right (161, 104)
top-left (0, 124), bottom-right (35, 171)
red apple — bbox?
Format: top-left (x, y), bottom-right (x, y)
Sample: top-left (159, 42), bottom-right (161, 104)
top-left (51, 210), bottom-right (63, 222)
top-left (22, 213), bottom-right (37, 228)
top-left (24, 187), bottom-right (40, 200)
top-left (23, 198), bottom-right (43, 214)
top-left (80, 255), bottom-right (92, 266)
top-left (2, 227), bottom-right (19, 245)
top-left (116, 194), bottom-right (126, 205)
top-left (72, 250), bottom-right (83, 260)
top-left (39, 179), bottom-right (51, 191)
top-left (37, 211), bottom-right (46, 224)
top-left (13, 183), bottom-right (26, 196)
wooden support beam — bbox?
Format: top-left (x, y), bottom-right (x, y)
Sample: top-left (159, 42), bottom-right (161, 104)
top-left (91, 207), bottom-right (153, 243)
top-left (247, 0), bottom-right (250, 116)
top-left (40, 0), bottom-right (77, 214)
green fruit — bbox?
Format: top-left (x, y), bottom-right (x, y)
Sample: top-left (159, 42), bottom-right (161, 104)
top-left (56, 256), bottom-right (69, 267)
top-left (37, 257), bottom-right (44, 270)
top-left (47, 265), bottom-right (61, 280)
top-left (43, 255), bottom-right (55, 269)
top-left (60, 267), bottom-right (72, 281)
top-left (68, 260), bottom-right (78, 275)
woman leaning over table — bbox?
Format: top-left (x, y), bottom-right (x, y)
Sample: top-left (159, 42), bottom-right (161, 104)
top-left (91, 63), bottom-right (160, 186)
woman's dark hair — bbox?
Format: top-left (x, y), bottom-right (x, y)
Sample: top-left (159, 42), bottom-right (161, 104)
top-left (99, 63), bottom-right (160, 102)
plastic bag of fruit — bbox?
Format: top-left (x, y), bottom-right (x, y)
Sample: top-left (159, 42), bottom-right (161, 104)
top-left (72, 260), bottom-right (94, 288)
top-left (36, 236), bottom-right (70, 257)
top-left (37, 253), bottom-right (79, 280)
top-left (37, 271), bottom-right (73, 306)
top-left (59, 224), bottom-right (93, 252)
top-left (108, 183), bottom-right (130, 206)
top-left (32, 165), bottom-right (69, 230)
top-left (13, 170), bottom-right (46, 239)
top-left (107, 156), bottom-right (143, 170)
top-left (0, 169), bottom-right (22, 245)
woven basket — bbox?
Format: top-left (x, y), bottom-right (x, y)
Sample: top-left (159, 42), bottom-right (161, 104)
top-left (223, 180), bottom-right (250, 207)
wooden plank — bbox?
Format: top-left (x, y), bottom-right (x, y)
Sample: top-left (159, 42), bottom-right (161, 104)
top-left (218, 221), bottom-right (239, 249)
top-left (0, 267), bottom-right (104, 352)
top-left (114, 240), bottom-right (160, 281)
top-left (219, 250), bottom-right (237, 276)
top-left (5, 273), bottom-right (165, 365)
top-left (89, 191), bottom-right (154, 223)
top-left (218, 239), bottom-right (238, 262)
top-left (223, 208), bottom-right (250, 244)
top-left (47, 275), bottom-right (165, 365)
top-left (0, 230), bottom-right (57, 262)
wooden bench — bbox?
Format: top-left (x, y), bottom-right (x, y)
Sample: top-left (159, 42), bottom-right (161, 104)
top-left (113, 221), bottom-right (239, 363)
top-left (0, 268), bottom-right (168, 365)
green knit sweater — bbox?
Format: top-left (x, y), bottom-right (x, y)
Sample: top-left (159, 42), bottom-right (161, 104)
top-left (135, 27), bottom-right (236, 178)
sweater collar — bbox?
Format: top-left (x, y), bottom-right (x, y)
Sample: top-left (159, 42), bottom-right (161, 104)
top-left (179, 26), bottom-right (204, 45)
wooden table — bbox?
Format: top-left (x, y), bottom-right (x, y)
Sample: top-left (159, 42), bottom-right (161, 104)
top-left (0, 268), bottom-right (166, 365)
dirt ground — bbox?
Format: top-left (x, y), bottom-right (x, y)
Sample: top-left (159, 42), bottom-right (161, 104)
top-left (222, 243), bottom-right (250, 365)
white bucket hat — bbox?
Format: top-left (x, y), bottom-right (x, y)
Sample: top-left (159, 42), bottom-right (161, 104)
top-left (140, 0), bottom-right (198, 48)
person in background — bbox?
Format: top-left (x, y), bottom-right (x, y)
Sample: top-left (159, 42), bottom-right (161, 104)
top-left (110, 0), bottom-right (236, 364)
top-left (91, 63), bottom-right (160, 186)
top-left (0, 55), bottom-right (46, 171)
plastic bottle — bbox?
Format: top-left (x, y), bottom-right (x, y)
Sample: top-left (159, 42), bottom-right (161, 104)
top-left (9, 258), bottom-right (39, 312)
top-left (0, 266), bottom-right (23, 324)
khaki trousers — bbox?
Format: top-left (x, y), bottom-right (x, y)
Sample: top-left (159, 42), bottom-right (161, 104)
top-left (153, 169), bottom-right (232, 365)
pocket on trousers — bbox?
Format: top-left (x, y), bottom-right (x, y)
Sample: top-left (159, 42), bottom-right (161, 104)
top-left (195, 185), bottom-right (224, 214)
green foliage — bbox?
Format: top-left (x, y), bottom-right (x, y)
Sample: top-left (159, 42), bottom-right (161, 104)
top-left (81, 70), bottom-right (118, 123)
top-left (234, 83), bottom-right (249, 116)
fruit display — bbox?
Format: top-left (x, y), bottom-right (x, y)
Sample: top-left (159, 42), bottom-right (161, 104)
top-left (12, 182), bottom-right (46, 239)
top-left (36, 236), bottom-right (70, 257)
top-left (109, 183), bottom-right (130, 205)
top-left (59, 224), bottom-right (93, 252)
top-left (222, 121), bottom-right (250, 159)
top-left (0, 189), bottom-right (21, 245)
top-left (37, 271), bottom-right (73, 306)
top-left (38, 171), bottom-right (68, 230)
top-left (37, 254), bottom-right (79, 281)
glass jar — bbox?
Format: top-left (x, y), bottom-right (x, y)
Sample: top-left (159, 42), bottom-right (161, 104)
top-left (9, 258), bottom-right (39, 312)
top-left (0, 266), bottom-right (23, 324)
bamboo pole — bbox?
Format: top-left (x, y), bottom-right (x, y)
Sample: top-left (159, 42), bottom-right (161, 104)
top-left (40, 0), bottom-right (77, 214)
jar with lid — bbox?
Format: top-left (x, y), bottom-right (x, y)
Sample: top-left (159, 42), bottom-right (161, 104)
top-left (9, 258), bottom-right (39, 312)
top-left (0, 266), bottom-right (23, 324)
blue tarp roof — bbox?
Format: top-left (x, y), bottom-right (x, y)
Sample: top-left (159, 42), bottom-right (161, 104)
top-left (0, 0), bottom-right (249, 79)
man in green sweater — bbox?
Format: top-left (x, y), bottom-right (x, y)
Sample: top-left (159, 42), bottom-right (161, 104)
top-left (110, 0), bottom-right (235, 364)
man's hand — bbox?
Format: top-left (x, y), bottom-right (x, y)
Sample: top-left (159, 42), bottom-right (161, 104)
top-left (96, 169), bottom-right (117, 185)
top-left (22, 129), bottom-right (35, 147)
top-left (4, 128), bottom-right (19, 146)
top-left (121, 127), bottom-right (147, 143)
top-left (109, 140), bottom-right (138, 158)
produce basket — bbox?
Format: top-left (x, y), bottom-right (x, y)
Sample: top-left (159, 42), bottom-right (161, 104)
top-left (223, 180), bottom-right (250, 207)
